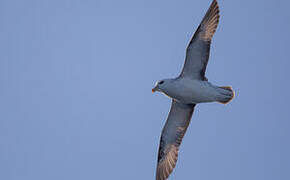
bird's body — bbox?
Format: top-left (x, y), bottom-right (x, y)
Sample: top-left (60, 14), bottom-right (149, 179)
top-left (158, 77), bottom-right (233, 104)
top-left (152, 1), bottom-right (234, 179)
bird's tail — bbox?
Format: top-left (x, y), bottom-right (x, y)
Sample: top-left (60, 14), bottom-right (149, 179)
top-left (216, 86), bottom-right (235, 104)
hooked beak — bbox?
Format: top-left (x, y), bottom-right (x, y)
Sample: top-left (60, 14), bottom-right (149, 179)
top-left (152, 86), bottom-right (158, 93)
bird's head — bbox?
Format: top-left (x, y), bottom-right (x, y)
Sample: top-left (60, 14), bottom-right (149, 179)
top-left (152, 79), bottom-right (170, 93)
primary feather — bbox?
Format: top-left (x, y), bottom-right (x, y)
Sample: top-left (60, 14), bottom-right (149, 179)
top-left (180, 0), bottom-right (220, 80)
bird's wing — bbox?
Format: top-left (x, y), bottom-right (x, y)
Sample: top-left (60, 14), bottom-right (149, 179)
top-left (156, 100), bottom-right (195, 180)
top-left (180, 0), bottom-right (220, 80)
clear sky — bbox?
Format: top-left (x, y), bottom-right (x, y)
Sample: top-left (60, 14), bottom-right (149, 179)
top-left (1, 0), bottom-right (289, 179)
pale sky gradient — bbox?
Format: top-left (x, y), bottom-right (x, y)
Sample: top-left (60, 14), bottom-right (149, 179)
top-left (1, 0), bottom-right (290, 179)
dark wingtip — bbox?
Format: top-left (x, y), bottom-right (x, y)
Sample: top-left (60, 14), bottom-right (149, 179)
top-left (199, 0), bottom-right (220, 41)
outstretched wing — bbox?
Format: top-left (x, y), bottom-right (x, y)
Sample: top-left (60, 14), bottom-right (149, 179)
top-left (156, 100), bottom-right (196, 180)
top-left (180, 0), bottom-right (220, 80)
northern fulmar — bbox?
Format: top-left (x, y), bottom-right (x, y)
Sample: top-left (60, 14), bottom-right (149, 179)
top-left (152, 0), bottom-right (234, 179)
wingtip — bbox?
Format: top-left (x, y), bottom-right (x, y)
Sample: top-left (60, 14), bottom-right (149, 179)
top-left (199, 0), bottom-right (220, 41)
top-left (156, 145), bottom-right (179, 180)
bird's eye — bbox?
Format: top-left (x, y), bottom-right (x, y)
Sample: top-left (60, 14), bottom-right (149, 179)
top-left (159, 81), bottom-right (164, 85)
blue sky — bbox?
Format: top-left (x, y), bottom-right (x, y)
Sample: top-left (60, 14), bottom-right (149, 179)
top-left (0, 0), bottom-right (289, 179)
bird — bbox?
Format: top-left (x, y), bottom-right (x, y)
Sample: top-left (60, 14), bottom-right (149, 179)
top-left (152, 0), bottom-right (234, 179)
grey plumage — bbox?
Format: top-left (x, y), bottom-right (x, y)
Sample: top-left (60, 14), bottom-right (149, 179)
top-left (181, 0), bottom-right (219, 80)
top-left (152, 0), bottom-right (234, 180)
top-left (156, 101), bottom-right (195, 180)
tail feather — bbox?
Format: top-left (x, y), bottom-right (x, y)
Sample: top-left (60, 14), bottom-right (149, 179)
top-left (217, 86), bottom-right (235, 104)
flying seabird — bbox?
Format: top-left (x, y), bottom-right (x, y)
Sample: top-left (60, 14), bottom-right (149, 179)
top-left (152, 0), bottom-right (234, 179)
